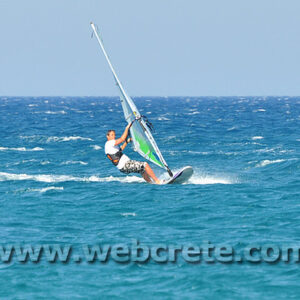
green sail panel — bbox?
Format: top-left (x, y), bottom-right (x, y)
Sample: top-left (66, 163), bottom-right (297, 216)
top-left (119, 92), bottom-right (165, 169)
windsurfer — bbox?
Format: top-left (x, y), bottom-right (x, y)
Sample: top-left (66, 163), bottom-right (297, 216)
top-left (105, 123), bottom-right (161, 184)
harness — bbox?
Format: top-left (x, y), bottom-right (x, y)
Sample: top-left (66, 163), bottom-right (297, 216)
top-left (106, 149), bottom-right (123, 166)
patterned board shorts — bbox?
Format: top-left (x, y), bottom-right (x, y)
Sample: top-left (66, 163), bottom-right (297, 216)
top-left (120, 160), bottom-right (147, 174)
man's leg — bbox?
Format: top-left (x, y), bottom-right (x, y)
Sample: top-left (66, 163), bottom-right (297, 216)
top-left (142, 171), bottom-right (152, 183)
top-left (144, 163), bottom-right (160, 184)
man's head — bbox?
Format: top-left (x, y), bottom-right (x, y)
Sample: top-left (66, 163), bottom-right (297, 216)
top-left (106, 130), bottom-right (116, 141)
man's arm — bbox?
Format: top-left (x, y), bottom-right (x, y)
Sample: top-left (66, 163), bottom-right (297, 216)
top-left (120, 138), bottom-right (132, 151)
top-left (120, 141), bottom-right (128, 151)
top-left (115, 122), bottom-right (133, 146)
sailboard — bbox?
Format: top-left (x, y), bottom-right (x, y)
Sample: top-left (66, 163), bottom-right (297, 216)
top-left (90, 22), bottom-right (193, 184)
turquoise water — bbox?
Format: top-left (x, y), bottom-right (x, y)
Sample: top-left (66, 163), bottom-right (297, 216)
top-left (0, 96), bottom-right (299, 299)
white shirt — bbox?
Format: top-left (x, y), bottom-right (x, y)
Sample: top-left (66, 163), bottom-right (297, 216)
top-left (105, 139), bottom-right (130, 170)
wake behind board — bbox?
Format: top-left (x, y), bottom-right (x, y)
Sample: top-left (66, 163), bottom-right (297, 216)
top-left (164, 166), bottom-right (193, 184)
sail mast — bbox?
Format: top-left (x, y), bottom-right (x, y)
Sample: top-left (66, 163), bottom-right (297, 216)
top-left (90, 23), bottom-right (136, 114)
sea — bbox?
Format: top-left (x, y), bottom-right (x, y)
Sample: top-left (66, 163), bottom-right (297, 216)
top-left (0, 96), bottom-right (299, 299)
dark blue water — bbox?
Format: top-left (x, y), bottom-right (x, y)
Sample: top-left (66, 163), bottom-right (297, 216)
top-left (0, 96), bottom-right (299, 299)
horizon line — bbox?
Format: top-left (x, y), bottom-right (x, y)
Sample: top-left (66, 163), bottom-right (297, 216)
top-left (0, 95), bottom-right (298, 98)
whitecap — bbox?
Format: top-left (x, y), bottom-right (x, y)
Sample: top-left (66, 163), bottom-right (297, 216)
top-left (91, 145), bottom-right (102, 150)
top-left (0, 172), bottom-right (144, 184)
top-left (6, 159), bottom-right (38, 166)
top-left (255, 159), bottom-right (285, 167)
top-left (253, 109), bottom-right (266, 112)
top-left (227, 126), bottom-right (237, 131)
top-left (121, 212), bottom-right (137, 217)
top-left (252, 136), bottom-right (264, 140)
top-left (69, 108), bottom-right (86, 113)
top-left (255, 148), bottom-right (276, 153)
top-left (47, 136), bottom-right (93, 143)
top-left (28, 187), bottom-right (64, 193)
top-left (87, 175), bottom-right (144, 183)
top-left (19, 135), bottom-right (38, 140)
top-left (61, 161), bottom-right (88, 166)
top-left (6, 159), bottom-right (50, 166)
top-left (157, 117), bottom-right (170, 121)
top-left (187, 111), bottom-right (200, 115)
top-left (188, 150), bottom-right (211, 155)
top-left (44, 110), bottom-right (67, 114)
top-left (0, 147), bottom-right (44, 152)
top-left (0, 173), bottom-right (77, 183)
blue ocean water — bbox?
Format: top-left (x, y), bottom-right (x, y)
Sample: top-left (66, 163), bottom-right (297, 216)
top-left (0, 96), bottom-right (299, 299)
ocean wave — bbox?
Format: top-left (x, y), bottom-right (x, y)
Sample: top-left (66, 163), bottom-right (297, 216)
top-left (6, 159), bottom-right (50, 166)
top-left (187, 150), bottom-right (242, 156)
top-left (0, 147), bottom-right (44, 152)
top-left (121, 212), bottom-right (137, 217)
top-left (69, 108), bottom-right (89, 113)
top-left (187, 175), bottom-right (236, 185)
top-left (253, 109), bottom-right (266, 112)
top-left (157, 117), bottom-right (170, 121)
top-left (255, 159), bottom-right (285, 167)
top-left (227, 126), bottom-right (238, 131)
top-left (188, 150), bottom-right (211, 155)
top-left (252, 136), bottom-right (264, 140)
top-left (19, 135), bottom-right (39, 140)
top-left (28, 187), bottom-right (64, 193)
top-left (61, 161), bottom-right (88, 166)
top-left (0, 172), bottom-right (144, 183)
top-left (46, 136), bottom-right (93, 142)
top-left (255, 148), bottom-right (277, 153)
top-left (6, 159), bottom-right (38, 166)
top-left (91, 145), bottom-right (102, 150)
top-left (44, 110), bottom-right (67, 114)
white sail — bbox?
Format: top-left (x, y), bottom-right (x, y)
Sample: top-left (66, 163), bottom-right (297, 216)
top-left (90, 22), bottom-right (172, 176)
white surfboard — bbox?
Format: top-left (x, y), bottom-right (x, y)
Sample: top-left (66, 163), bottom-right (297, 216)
top-left (163, 166), bottom-right (193, 184)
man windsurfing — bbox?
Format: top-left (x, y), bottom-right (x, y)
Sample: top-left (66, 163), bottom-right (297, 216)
top-left (105, 122), bottom-right (161, 184)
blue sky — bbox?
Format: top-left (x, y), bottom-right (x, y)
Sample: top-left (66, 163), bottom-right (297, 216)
top-left (1, 0), bottom-right (300, 96)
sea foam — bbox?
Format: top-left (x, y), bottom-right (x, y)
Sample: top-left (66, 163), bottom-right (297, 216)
top-left (47, 136), bottom-right (93, 142)
top-left (0, 147), bottom-right (44, 152)
top-left (0, 172), bottom-right (144, 184)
